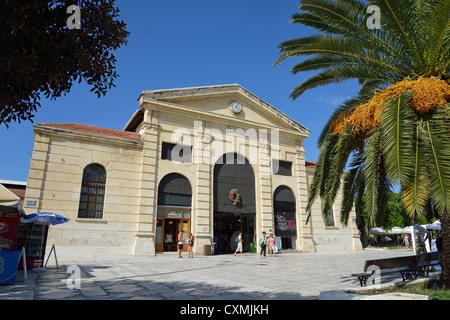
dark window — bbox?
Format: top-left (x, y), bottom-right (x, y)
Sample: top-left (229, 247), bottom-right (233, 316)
top-left (213, 153), bottom-right (256, 214)
top-left (161, 142), bottom-right (192, 163)
top-left (78, 164), bottom-right (106, 219)
top-left (326, 208), bottom-right (335, 227)
top-left (273, 160), bottom-right (292, 176)
top-left (158, 173), bottom-right (192, 207)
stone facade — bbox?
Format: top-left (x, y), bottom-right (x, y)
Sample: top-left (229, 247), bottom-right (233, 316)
top-left (24, 84), bottom-right (362, 259)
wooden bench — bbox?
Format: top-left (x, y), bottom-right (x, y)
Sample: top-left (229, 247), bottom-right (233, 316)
top-left (352, 253), bottom-right (442, 287)
top-left (413, 252), bottom-right (442, 277)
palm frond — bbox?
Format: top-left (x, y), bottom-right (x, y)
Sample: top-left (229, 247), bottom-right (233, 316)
top-left (401, 119), bottom-right (431, 217)
top-left (422, 104), bottom-right (450, 216)
top-left (340, 152), bottom-right (365, 225)
top-left (363, 127), bottom-right (393, 227)
top-left (306, 132), bottom-right (339, 223)
top-left (380, 91), bottom-right (415, 185)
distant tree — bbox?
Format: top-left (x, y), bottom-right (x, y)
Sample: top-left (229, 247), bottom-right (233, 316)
top-left (0, 0), bottom-right (130, 127)
top-left (382, 193), bottom-right (409, 230)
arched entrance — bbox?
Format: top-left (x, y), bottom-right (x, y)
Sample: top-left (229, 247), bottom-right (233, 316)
top-left (213, 153), bottom-right (256, 254)
top-left (156, 173), bottom-right (192, 252)
top-left (273, 185), bottom-right (297, 250)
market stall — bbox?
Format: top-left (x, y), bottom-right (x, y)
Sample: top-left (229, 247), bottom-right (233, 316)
top-left (0, 184), bottom-right (25, 284)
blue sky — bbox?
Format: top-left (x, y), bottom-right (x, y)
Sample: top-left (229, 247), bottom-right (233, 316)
top-left (0, 0), bottom-right (360, 182)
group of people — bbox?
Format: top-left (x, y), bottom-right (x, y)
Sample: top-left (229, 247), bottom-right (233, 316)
top-left (166, 230), bottom-right (195, 258)
top-left (233, 231), bottom-right (277, 257)
top-left (170, 230), bottom-right (278, 258)
top-left (258, 231), bottom-right (277, 257)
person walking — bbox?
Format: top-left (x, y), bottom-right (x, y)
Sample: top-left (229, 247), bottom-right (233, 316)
top-left (188, 232), bottom-right (195, 258)
top-left (178, 230), bottom-right (184, 258)
top-left (234, 232), bottom-right (243, 256)
top-left (411, 219), bottom-right (428, 255)
top-left (260, 231), bottom-right (267, 257)
top-left (403, 234), bottom-right (410, 250)
top-left (268, 234), bottom-right (276, 257)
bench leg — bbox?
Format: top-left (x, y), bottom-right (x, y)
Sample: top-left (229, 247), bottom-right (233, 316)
top-left (358, 276), bottom-right (368, 287)
top-left (401, 270), bottom-right (417, 281)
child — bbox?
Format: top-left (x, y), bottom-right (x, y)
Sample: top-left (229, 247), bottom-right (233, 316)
top-left (268, 234), bottom-right (276, 257)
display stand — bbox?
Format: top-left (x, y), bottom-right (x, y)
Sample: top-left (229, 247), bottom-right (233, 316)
top-left (44, 244), bottom-right (59, 269)
top-left (32, 224), bottom-right (47, 272)
top-left (18, 247), bottom-right (27, 281)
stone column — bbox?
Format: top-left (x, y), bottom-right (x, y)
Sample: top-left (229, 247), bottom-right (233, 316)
top-left (133, 109), bottom-right (159, 256)
top-left (294, 139), bottom-right (316, 252)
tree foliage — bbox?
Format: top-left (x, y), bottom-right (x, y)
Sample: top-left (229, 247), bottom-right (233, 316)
top-left (0, 0), bottom-right (130, 127)
top-left (275, 0), bottom-right (450, 285)
top-left (275, 0), bottom-right (450, 226)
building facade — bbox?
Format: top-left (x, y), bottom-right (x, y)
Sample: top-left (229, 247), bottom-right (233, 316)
top-left (24, 84), bottom-right (362, 258)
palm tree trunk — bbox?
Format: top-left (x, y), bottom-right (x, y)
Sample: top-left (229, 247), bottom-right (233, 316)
top-left (360, 225), bottom-right (369, 248)
top-left (439, 211), bottom-right (450, 286)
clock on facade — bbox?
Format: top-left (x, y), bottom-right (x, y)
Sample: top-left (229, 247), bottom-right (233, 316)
top-left (229, 101), bottom-right (242, 114)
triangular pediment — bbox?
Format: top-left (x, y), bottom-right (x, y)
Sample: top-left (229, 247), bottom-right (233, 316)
top-left (136, 84), bottom-right (310, 136)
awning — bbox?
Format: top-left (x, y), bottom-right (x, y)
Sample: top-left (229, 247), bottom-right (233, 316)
top-left (0, 184), bottom-right (25, 216)
top-left (426, 220), bottom-right (441, 230)
top-left (369, 226), bottom-right (412, 234)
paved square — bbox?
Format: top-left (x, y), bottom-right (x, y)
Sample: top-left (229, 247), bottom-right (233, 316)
top-left (0, 249), bottom-right (430, 300)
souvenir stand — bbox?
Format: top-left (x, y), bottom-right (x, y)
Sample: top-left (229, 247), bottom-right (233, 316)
top-left (0, 184), bottom-right (25, 284)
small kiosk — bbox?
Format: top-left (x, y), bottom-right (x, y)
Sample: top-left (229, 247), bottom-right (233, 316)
top-left (0, 184), bottom-right (25, 285)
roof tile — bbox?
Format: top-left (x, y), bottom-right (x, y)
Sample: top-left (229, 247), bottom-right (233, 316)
top-left (39, 123), bottom-right (142, 141)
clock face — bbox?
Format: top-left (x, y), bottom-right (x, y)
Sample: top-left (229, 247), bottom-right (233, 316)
top-left (230, 101), bottom-right (241, 114)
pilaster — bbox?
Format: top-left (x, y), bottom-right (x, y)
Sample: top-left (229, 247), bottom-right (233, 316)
top-left (193, 121), bottom-right (213, 255)
top-left (133, 110), bottom-right (159, 256)
top-left (24, 131), bottom-right (50, 213)
top-left (256, 131), bottom-right (273, 249)
top-left (294, 141), bottom-right (316, 252)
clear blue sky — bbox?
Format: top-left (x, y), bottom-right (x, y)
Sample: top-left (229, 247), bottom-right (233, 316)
top-left (0, 0), bottom-right (360, 182)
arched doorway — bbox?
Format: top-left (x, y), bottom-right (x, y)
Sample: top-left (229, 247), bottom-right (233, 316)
top-left (213, 153), bottom-right (256, 254)
top-left (156, 173), bottom-right (192, 252)
top-left (273, 185), bottom-right (297, 250)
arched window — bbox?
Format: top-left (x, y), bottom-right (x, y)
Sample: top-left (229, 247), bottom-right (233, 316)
top-left (78, 164), bottom-right (106, 219)
top-left (158, 173), bottom-right (192, 207)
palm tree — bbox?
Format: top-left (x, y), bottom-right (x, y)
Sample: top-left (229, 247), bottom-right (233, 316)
top-left (274, 0), bottom-right (450, 285)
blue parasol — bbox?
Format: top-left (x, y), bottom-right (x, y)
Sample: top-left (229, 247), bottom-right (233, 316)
top-left (20, 212), bottom-right (69, 225)
top-left (20, 212), bottom-right (69, 271)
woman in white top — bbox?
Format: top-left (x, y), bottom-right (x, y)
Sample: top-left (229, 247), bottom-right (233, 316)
top-left (234, 233), bottom-right (243, 256)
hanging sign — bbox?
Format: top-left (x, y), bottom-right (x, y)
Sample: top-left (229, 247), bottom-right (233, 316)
top-left (274, 212), bottom-right (297, 237)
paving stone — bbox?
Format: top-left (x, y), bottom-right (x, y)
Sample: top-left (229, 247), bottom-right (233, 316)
top-left (0, 250), bottom-right (438, 300)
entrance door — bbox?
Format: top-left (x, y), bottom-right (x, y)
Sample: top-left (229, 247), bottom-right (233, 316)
top-left (164, 219), bottom-right (177, 251)
top-left (156, 211), bottom-right (191, 252)
top-left (273, 185), bottom-right (297, 250)
top-left (213, 212), bottom-right (255, 254)
top-left (156, 173), bottom-right (192, 253)
top-left (213, 153), bottom-right (256, 254)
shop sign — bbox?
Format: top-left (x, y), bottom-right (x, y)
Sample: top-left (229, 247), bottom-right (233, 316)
top-left (0, 216), bottom-right (21, 250)
top-left (167, 210), bottom-right (181, 218)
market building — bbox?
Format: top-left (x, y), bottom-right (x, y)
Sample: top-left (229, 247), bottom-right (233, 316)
top-left (23, 84), bottom-right (362, 259)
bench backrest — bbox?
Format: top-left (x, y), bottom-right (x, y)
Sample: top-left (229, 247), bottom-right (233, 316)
top-left (363, 255), bottom-right (418, 271)
top-left (417, 251), bottom-right (443, 264)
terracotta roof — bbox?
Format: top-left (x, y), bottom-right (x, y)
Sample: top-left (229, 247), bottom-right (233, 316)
top-left (39, 123), bottom-right (142, 142)
top-left (305, 161), bottom-right (317, 168)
